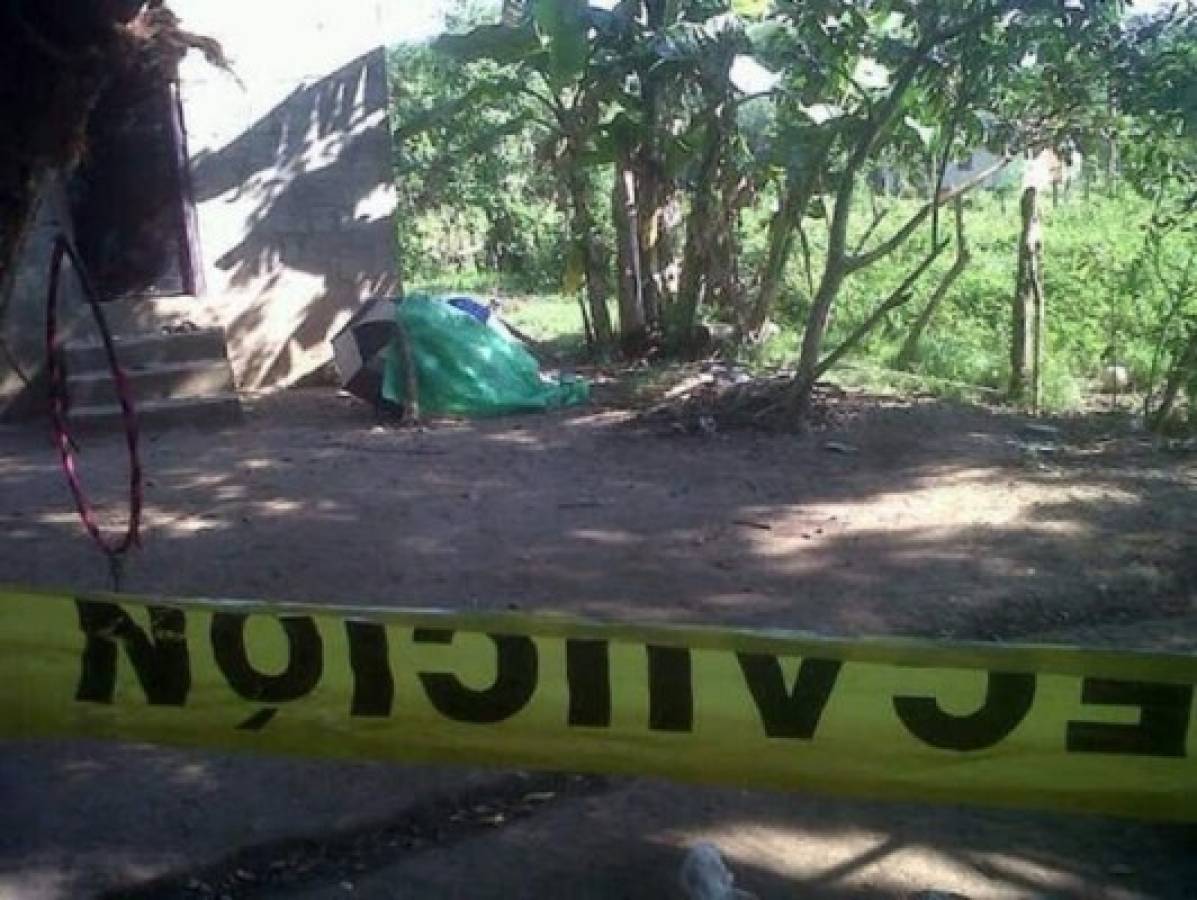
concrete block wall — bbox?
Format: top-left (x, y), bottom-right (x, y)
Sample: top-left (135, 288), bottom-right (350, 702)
top-left (172, 0), bottom-right (401, 391)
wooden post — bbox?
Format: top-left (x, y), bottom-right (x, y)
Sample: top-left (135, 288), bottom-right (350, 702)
top-left (1030, 253), bottom-right (1046, 414)
top-left (1010, 185), bottom-right (1042, 404)
top-left (394, 321), bottom-right (420, 426)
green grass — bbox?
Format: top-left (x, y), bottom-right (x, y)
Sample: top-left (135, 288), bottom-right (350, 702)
top-left (406, 284), bottom-right (593, 361)
top-left (501, 293), bottom-right (589, 360)
top-left (827, 361), bottom-right (1004, 404)
top-left (502, 293), bottom-right (584, 340)
top-left (402, 188), bottom-right (1192, 418)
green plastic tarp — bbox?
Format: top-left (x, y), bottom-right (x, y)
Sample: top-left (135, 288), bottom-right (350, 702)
top-left (382, 295), bottom-right (589, 417)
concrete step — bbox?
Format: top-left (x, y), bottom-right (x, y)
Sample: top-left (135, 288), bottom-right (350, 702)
top-left (66, 359), bottom-right (235, 407)
top-left (67, 393), bottom-right (242, 432)
top-left (65, 328), bottom-right (228, 373)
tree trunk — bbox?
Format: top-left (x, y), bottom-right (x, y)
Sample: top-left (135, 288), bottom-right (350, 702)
top-left (790, 264), bottom-right (848, 417)
top-left (0, 169), bottom-right (41, 320)
top-left (564, 159), bottom-right (613, 350)
top-left (675, 192), bottom-right (712, 347)
top-left (790, 164), bottom-right (859, 418)
top-left (613, 157), bottom-right (647, 354)
top-left (1149, 324), bottom-right (1197, 432)
top-left (785, 72), bottom-right (920, 418)
top-left (896, 197), bottom-right (970, 368)
top-left (635, 9), bottom-right (667, 332)
top-left (1009, 186), bottom-right (1041, 402)
top-left (747, 179), bottom-right (800, 335)
top-left (1, 1), bottom-right (222, 285)
top-left (674, 112), bottom-right (724, 348)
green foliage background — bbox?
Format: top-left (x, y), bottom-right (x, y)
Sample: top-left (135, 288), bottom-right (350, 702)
top-left (388, 1), bottom-right (1197, 418)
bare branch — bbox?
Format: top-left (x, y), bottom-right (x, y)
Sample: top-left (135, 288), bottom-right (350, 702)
top-left (815, 237), bottom-right (950, 379)
top-left (853, 206), bottom-right (890, 256)
top-left (847, 156), bottom-right (1009, 273)
top-left (931, 71), bottom-right (971, 245)
top-left (796, 219), bottom-right (816, 297)
top-left (896, 197), bottom-right (971, 367)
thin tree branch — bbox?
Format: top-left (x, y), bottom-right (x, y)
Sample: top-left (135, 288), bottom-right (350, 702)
top-left (931, 72), bottom-right (970, 245)
top-left (796, 219), bottom-right (816, 297)
top-left (853, 207), bottom-right (890, 256)
top-left (518, 83), bottom-right (560, 114)
top-left (815, 237), bottom-right (950, 379)
top-left (821, 57), bottom-right (925, 275)
top-left (847, 156), bottom-right (1009, 273)
top-left (896, 197), bottom-right (971, 367)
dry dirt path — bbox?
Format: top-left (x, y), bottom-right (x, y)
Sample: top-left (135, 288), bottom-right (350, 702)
top-left (1, 388), bottom-right (1193, 898)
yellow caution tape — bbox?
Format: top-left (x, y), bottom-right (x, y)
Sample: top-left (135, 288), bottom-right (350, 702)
top-left (1, 586), bottom-right (1194, 821)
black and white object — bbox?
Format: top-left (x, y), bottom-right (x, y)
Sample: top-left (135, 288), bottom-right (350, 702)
top-left (331, 297), bottom-right (399, 405)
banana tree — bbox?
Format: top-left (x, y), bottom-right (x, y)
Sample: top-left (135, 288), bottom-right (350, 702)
top-left (438, 0), bottom-right (639, 351)
top-left (439, 0), bottom-right (772, 354)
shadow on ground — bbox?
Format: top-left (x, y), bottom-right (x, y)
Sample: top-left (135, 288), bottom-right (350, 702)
top-left (0, 388), bottom-right (1194, 898)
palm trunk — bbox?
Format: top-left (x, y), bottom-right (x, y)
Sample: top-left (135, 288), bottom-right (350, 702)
top-left (674, 118), bottom-right (723, 347)
top-left (637, 166), bottom-right (666, 329)
top-left (564, 158), bottom-right (613, 350)
top-left (644, 199), bottom-right (672, 327)
top-left (675, 192), bottom-right (712, 346)
top-left (635, 24), bottom-right (667, 332)
top-left (675, 91), bottom-right (740, 348)
top-left (613, 157), bottom-right (647, 353)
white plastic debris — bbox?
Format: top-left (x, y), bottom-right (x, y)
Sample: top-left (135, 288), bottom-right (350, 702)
top-left (678, 843), bottom-right (757, 900)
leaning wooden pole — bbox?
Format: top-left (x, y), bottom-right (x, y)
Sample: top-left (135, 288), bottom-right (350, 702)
top-left (394, 321), bottom-right (420, 426)
top-left (1030, 252), bottom-right (1046, 414)
top-left (1010, 184), bottom-right (1042, 404)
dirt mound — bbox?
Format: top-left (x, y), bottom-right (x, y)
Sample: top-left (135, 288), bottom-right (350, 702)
top-left (636, 364), bottom-right (868, 434)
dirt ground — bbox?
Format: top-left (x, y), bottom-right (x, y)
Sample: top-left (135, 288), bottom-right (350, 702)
top-left (1, 386), bottom-right (1195, 898)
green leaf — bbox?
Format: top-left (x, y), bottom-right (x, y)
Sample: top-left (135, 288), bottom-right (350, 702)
top-left (654, 13), bottom-right (747, 63)
top-left (532, 0), bottom-right (589, 87)
top-left (903, 115), bottom-right (937, 148)
top-left (853, 58), bottom-right (891, 93)
top-left (732, 0), bottom-right (770, 18)
top-left (606, 110), bottom-right (642, 149)
top-left (434, 24), bottom-right (539, 65)
top-left (800, 102), bottom-right (844, 125)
